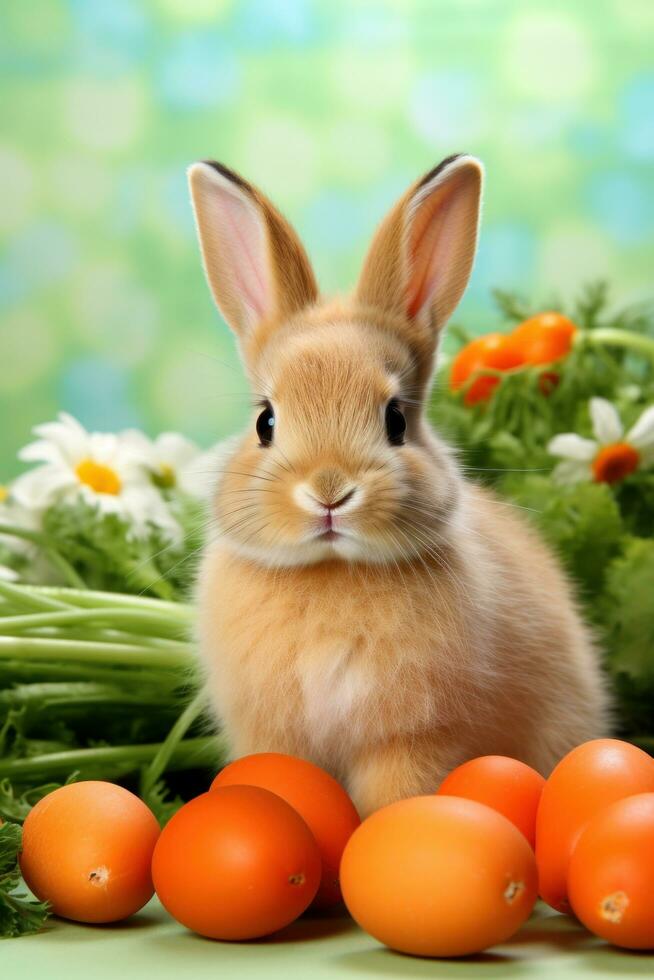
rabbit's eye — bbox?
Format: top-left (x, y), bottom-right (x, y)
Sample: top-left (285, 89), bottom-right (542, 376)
top-left (256, 403), bottom-right (275, 446)
top-left (385, 399), bottom-right (406, 446)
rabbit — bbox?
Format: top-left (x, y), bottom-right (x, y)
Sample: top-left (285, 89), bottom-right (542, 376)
top-left (188, 154), bottom-right (610, 817)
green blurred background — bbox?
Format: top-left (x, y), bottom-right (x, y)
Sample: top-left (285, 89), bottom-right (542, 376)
top-left (1, 0), bottom-right (653, 476)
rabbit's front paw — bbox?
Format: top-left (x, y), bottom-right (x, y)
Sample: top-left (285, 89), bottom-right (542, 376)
top-left (347, 733), bottom-right (451, 818)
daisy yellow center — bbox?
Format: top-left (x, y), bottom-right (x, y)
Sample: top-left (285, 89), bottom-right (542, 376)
top-left (592, 442), bottom-right (639, 484)
top-left (75, 458), bottom-right (122, 495)
top-left (0, 485), bottom-right (8, 503)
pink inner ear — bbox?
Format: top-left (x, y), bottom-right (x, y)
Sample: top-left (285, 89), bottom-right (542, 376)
top-left (211, 188), bottom-right (271, 323)
top-left (406, 166), bottom-right (478, 325)
top-left (407, 186), bottom-right (461, 320)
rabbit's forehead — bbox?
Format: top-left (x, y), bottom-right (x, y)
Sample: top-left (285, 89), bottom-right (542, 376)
top-left (263, 323), bottom-right (410, 407)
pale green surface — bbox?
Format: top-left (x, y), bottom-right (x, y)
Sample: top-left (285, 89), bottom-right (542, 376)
top-left (3, 900), bottom-right (654, 979)
top-left (2, 0), bottom-right (654, 474)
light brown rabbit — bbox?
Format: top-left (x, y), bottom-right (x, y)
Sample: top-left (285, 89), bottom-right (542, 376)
top-left (189, 154), bottom-right (610, 816)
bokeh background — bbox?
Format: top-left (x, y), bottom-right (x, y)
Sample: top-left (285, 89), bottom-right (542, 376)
top-left (1, 0), bottom-right (653, 475)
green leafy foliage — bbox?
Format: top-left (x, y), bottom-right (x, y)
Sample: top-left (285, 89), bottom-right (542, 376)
top-left (434, 283), bottom-right (654, 476)
top-left (600, 538), bottom-right (654, 682)
top-left (0, 777), bottom-right (77, 824)
top-left (39, 496), bottom-right (205, 601)
top-left (499, 477), bottom-right (624, 599)
top-left (141, 779), bottom-right (186, 828)
top-left (432, 284), bottom-right (654, 743)
top-left (0, 822), bottom-right (50, 938)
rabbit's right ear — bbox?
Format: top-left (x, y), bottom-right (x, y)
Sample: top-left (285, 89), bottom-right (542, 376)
top-left (355, 154), bottom-right (483, 346)
top-left (188, 161), bottom-right (318, 344)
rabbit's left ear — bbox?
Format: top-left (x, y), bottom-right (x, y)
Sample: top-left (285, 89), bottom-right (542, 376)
top-left (355, 154), bottom-right (483, 336)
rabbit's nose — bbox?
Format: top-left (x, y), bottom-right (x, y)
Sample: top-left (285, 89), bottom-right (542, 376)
top-left (312, 469), bottom-right (356, 508)
top-left (328, 488), bottom-right (356, 510)
top-left (306, 486), bottom-right (358, 511)
top-left (294, 475), bottom-right (361, 515)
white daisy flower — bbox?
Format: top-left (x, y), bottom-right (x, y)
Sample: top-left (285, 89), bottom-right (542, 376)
top-left (548, 398), bottom-right (654, 485)
top-left (120, 429), bottom-right (219, 500)
top-left (11, 413), bottom-right (179, 539)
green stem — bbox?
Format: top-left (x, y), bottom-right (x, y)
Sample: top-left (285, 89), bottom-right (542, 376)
top-left (0, 736), bottom-right (224, 782)
top-left (141, 689), bottom-right (209, 798)
top-left (28, 585), bottom-right (192, 620)
top-left (0, 607), bottom-right (189, 640)
top-left (0, 577), bottom-right (70, 613)
top-left (0, 636), bottom-right (191, 669)
top-left (65, 630), bottom-right (190, 653)
top-left (42, 550), bottom-right (87, 590)
top-left (579, 328), bottom-right (654, 363)
top-left (0, 659), bottom-right (184, 687)
top-left (124, 560), bottom-right (178, 602)
top-left (0, 683), bottom-right (178, 712)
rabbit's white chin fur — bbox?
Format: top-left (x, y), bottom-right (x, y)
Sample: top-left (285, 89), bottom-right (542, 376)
top-left (216, 513), bottom-right (458, 569)
top-left (190, 154), bottom-right (611, 817)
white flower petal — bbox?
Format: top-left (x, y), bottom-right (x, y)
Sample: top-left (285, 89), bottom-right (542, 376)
top-left (155, 432), bottom-right (200, 468)
top-left (113, 455), bottom-right (153, 488)
top-left (87, 432), bottom-right (121, 465)
top-left (551, 459), bottom-right (592, 485)
top-left (0, 564), bottom-right (19, 581)
top-left (88, 490), bottom-right (122, 514)
top-left (58, 411), bottom-right (88, 434)
top-left (121, 487), bottom-right (182, 541)
top-left (32, 413), bottom-right (89, 465)
top-left (590, 398), bottom-right (623, 445)
top-left (18, 439), bottom-right (68, 467)
top-left (626, 405), bottom-right (654, 451)
top-left (120, 429), bottom-right (156, 465)
top-left (11, 466), bottom-right (75, 509)
top-left (547, 434), bottom-right (598, 461)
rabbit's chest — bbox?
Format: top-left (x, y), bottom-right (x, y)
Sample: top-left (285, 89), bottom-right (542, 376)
top-left (199, 547), bottom-right (457, 752)
top-left (295, 639), bottom-right (373, 744)
top-left (236, 610), bottom-right (376, 741)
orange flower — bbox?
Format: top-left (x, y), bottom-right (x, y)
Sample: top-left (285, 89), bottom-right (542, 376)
top-left (451, 313), bottom-right (578, 406)
top-left (450, 333), bottom-right (523, 405)
top-left (591, 444), bottom-right (640, 484)
top-left (508, 312), bottom-right (578, 366)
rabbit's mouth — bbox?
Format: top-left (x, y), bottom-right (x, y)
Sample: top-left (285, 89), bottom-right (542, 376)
top-left (318, 529), bottom-right (341, 542)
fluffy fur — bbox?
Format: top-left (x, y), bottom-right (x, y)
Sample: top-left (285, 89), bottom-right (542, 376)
top-left (189, 155), bottom-right (610, 816)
